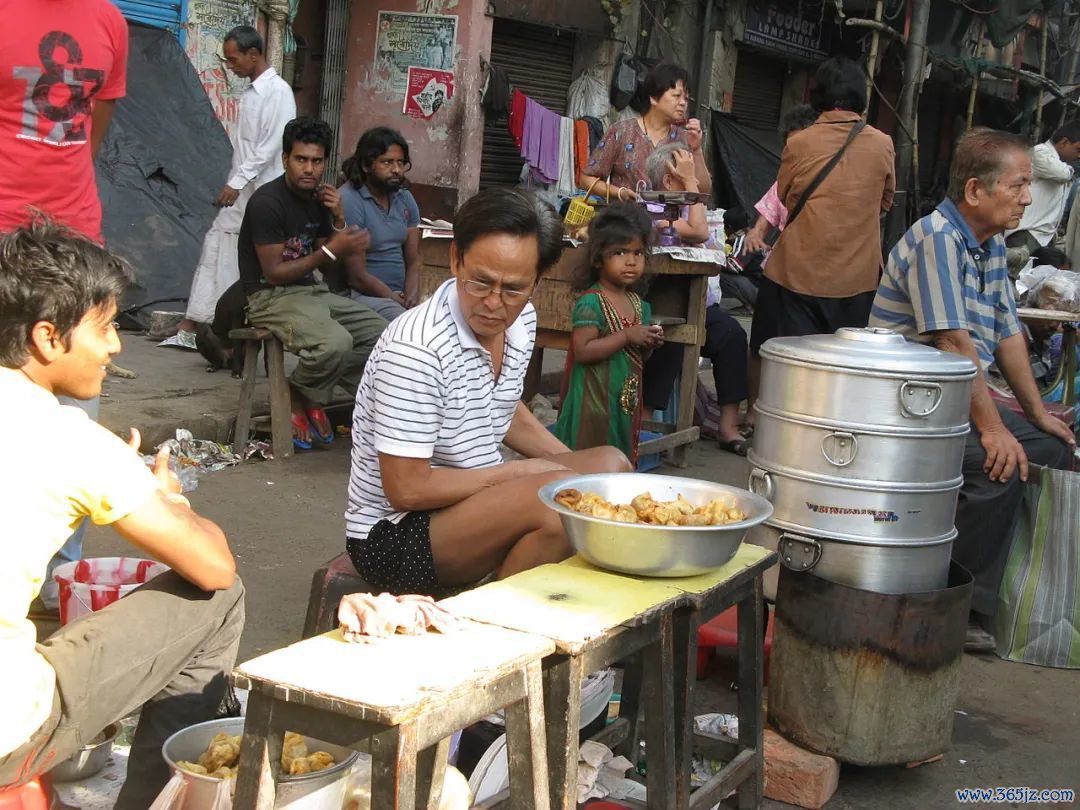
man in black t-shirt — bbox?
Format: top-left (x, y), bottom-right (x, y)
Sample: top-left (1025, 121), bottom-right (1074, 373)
top-left (240, 116), bottom-right (386, 449)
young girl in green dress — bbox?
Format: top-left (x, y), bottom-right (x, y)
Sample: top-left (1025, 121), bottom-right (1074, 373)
top-left (553, 204), bottom-right (665, 464)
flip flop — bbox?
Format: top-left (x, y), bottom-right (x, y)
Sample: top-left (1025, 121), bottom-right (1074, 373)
top-left (306, 406), bottom-right (334, 444)
top-left (291, 411), bottom-right (312, 450)
top-left (717, 437), bottom-right (749, 457)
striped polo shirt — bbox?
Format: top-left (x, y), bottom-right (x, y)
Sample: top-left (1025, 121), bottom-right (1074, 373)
top-left (346, 278), bottom-right (537, 539)
top-left (870, 198), bottom-right (1021, 369)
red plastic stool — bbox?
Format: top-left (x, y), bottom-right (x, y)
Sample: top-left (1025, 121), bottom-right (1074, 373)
top-left (696, 605), bottom-right (775, 682)
top-left (0, 778), bottom-right (49, 810)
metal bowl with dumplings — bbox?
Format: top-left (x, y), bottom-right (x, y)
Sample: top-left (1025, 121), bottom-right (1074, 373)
top-left (538, 472), bottom-right (773, 577)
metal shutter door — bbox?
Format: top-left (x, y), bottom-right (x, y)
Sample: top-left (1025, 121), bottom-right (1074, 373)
top-left (479, 19), bottom-right (575, 189)
top-left (731, 50), bottom-right (786, 133)
top-left (112, 0), bottom-right (185, 40)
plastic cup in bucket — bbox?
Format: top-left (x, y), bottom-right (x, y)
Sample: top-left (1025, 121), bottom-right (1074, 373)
top-left (52, 557), bottom-right (170, 625)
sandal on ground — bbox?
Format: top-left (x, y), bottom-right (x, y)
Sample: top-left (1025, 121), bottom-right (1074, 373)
top-left (305, 406), bottom-right (334, 444)
top-left (290, 411), bottom-right (312, 450)
top-left (739, 423), bottom-right (755, 439)
top-left (717, 437), bottom-right (749, 457)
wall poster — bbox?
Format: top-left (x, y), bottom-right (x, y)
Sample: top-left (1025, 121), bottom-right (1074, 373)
top-left (373, 11), bottom-right (457, 94)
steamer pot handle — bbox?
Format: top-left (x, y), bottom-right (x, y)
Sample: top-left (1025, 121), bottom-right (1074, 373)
top-left (899, 380), bottom-right (943, 418)
top-left (778, 534), bottom-right (822, 572)
top-left (748, 468), bottom-right (774, 501)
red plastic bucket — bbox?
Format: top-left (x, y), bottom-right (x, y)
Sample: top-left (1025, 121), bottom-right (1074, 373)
top-left (52, 557), bottom-right (170, 625)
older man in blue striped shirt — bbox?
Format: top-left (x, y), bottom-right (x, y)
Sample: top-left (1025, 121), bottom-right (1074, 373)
top-left (871, 129), bottom-right (1074, 638)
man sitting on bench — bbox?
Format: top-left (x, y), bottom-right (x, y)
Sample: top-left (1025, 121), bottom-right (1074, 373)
top-left (238, 116), bottom-right (387, 449)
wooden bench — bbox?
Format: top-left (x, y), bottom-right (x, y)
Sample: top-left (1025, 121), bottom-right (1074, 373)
top-left (228, 327), bottom-right (292, 460)
top-left (442, 544), bottom-right (777, 809)
top-left (231, 624), bottom-right (555, 809)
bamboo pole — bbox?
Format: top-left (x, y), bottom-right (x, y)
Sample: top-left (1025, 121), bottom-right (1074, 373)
top-left (966, 20), bottom-right (984, 130)
top-left (884, 0), bottom-right (931, 251)
top-left (864, 0), bottom-right (885, 117)
top-left (1033, 8), bottom-right (1050, 142)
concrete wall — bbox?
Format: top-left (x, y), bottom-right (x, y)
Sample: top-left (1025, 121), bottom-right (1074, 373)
top-left (340, 0), bottom-right (491, 212)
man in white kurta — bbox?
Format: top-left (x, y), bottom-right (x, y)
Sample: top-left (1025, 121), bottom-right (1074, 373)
top-left (176, 25), bottom-right (295, 339)
top-left (1005, 122), bottom-right (1080, 253)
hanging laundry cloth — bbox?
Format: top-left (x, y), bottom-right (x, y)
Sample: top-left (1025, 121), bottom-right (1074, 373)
top-left (508, 89), bottom-right (527, 151)
top-left (481, 63), bottom-right (511, 117)
top-left (574, 119), bottom-right (590, 187)
top-left (556, 116), bottom-right (576, 197)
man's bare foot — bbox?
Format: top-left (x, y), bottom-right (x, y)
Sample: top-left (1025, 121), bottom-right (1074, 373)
top-left (175, 318), bottom-right (196, 335)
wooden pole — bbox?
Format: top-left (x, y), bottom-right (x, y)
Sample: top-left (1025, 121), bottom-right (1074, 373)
top-left (1033, 8), bottom-right (1049, 142)
top-left (884, 0), bottom-right (931, 251)
top-left (865, 0), bottom-right (885, 117)
top-left (966, 20), bottom-right (984, 130)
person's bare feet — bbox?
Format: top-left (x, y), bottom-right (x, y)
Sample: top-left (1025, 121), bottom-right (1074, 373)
top-left (175, 318), bottom-right (196, 335)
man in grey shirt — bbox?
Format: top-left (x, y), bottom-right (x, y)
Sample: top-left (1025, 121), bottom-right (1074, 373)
top-left (339, 127), bottom-right (421, 321)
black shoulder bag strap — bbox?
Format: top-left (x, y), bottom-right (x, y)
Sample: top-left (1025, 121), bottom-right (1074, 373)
top-left (764, 120), bottom-right (866, 248)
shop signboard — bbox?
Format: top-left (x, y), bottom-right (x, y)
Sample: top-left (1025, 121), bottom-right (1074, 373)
top-left (741, 3), bottom-right (831, 62)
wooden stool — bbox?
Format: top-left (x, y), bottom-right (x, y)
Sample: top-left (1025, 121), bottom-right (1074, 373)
top-left (443, 564), bottom-right (688, 809)
top-left (231, 624), bottom-right (555, 810)
top-left (302, 553), bottom-right (372, 638)
top-left (228, 327), bottom-right (292, 460)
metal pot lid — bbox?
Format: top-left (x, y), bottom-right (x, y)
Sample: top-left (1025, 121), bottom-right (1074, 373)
top-left (760, 328), bottom-right (977, 378)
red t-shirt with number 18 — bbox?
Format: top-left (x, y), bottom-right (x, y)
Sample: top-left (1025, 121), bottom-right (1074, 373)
top-left (0, 0), bottom-right (128, 242)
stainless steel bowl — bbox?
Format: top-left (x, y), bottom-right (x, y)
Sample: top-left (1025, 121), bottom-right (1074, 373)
top-left (538, 472), bottom-right (773, 577)
top-left (50, 723), bottom-right (119, 782)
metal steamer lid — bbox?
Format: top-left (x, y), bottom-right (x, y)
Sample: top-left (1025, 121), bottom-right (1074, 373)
top-left (760, 328), bottom-right (977, 378)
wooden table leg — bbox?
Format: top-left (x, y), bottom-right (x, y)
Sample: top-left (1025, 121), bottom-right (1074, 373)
top-left (671, 275), bottom-right (707, 467)
top-left (234, 693), bottom-right (282, 810)
top-left (524, 346), bottom-right (545, 402)
top-left (642, 612), bottom-right (677, 809)
top-left (671, 605), bottom-right (701, 810)
top-left (416, 736), bottom-right (451, 810)
top-left (736, 579), bottom-right (765, 810)
top-left (234, 340), bottom-right (259, 455)
top-left (542, 653), bottom-right (584, 810)
top-left (371, 723), bottom-right (419, 810)
top-left (1063, 325), bottom-right (1076, 407)
top-left (613, 652), bottom-right (644, 764)
top-left (504, 661), bottom-right (552, 810)
top-left (266, 337), bottom-right (293, 460)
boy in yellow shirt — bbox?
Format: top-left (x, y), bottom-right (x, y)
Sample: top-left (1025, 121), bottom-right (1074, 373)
top-left (0, 222), bottom-right (245, 807)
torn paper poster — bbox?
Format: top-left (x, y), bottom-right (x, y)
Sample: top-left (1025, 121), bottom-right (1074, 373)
top-left (403, 67), bottom-right (455, 119)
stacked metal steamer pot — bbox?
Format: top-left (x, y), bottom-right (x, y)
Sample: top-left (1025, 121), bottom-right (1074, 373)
top-left (747, 328), bottom-right (977, 596)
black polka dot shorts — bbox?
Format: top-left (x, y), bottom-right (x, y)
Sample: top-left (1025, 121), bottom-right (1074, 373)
top-left (347, 511), bottom-right (439, 595)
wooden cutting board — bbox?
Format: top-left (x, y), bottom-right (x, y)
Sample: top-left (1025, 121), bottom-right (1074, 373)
top-left (233, 622), bottom-right (554, 725)
top-left (439, 563), bottom-right (684, 653)
top-left (560, 542), bottom-right (775, 596)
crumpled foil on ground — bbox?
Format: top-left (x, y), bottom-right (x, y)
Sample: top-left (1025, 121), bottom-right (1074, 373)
top-left (141, 429), bottom-right (249, 491)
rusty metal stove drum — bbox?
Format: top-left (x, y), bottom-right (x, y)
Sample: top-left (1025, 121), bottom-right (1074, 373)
top-left (768, 564), bottom-right (973, 765)
top-left (747, 328), bottom-right (977, 595)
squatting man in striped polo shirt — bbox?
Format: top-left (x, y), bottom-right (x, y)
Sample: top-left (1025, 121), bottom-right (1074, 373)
top-left (870, 128), bottom-right (1075, 646)
top-left (343, 188), bottom-right (631, 597)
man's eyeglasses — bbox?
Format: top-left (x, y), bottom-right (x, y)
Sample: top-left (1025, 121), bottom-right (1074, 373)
top-left (461, 279), bottom-right (531, 303)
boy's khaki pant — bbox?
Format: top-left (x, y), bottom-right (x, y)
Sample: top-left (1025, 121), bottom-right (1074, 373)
top-left (0, 573), bottom-right (245, 809)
